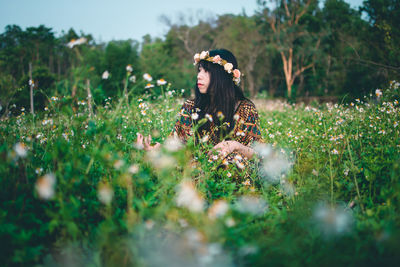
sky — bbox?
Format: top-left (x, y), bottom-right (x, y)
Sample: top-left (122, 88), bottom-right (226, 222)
top-left (0, 0), bottom-right (364, 43)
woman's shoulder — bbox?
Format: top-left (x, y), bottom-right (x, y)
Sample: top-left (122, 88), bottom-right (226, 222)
top-left (179, 99), bottom-right (195, 114)
top-left (183, 99), bottom-right (195, 107)
top-left (236, 98), bottom-right (258, 114)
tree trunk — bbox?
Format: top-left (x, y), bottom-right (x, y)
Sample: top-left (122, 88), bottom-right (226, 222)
top-left (280, 49), bottom-right (294, 99)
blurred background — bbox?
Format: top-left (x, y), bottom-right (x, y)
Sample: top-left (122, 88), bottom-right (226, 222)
top-left (0, 0), bottom-right (399, 113)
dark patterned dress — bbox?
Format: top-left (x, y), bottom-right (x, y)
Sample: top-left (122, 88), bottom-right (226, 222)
top-left (171, 99), bottom-right (263, 183)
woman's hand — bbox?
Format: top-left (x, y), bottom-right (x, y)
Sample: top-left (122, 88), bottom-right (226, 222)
top-left (210, 140), bottom-right (239, 158)
top-left (136, 133), bottom-right (161, 151)
top-left (210, 140), bottom-right (255, 159)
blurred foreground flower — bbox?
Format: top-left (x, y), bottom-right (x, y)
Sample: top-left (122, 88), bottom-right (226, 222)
top-left (176, 180), bottom-right (204, 212)
top-left (164, 136), bottom-right (183, 152)
top-left (128, 164), bottom-right (139, 174)
top-left (280, 177), bottom-right (296, 196)
top-left (375, 89), bottom-right (382, 98)
top-left (136, 228), bottom-right (233, 267)
top-left (235, 195), bottom-right (268, 216)
top-left (146, 149), bottom-right (176, 169)
top-left (208, 200), bottom-right (229, 219)
top-left (313, 202), bottom-right (353, 237)
top-left (35, 173), bottom-right (56, 200)
top-left (145, 83), bottom-right (154, 89)
top-left (102, 70), bottom-right (110, 79)
top-left (13, 142), bottom-right (27, 158)
top-left (97, 182), bottom-right (114, 205)
top-left (253, 142), bottom-right (292, 185)
top-left (66, 37), bottom-right (87, 49)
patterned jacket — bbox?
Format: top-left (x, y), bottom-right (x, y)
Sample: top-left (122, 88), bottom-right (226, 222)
top-left (172, 98), bottom-right (262, 145)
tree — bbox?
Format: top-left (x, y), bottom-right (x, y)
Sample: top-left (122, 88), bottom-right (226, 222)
top-left (258, 0), bottom-right (321, 99)
top-left (360, 0), bottom-right (400, 79)
top-left (213, 14), bottom-right (266, 97)
top-left (160, 10), bottom-right (216, 55)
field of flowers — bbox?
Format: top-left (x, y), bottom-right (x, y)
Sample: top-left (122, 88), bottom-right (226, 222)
top-left (1, 79), bottom-right (400, 266)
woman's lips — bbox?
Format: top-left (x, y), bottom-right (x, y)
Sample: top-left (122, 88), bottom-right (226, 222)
top-left (197, 83), bottom-right (203, 86)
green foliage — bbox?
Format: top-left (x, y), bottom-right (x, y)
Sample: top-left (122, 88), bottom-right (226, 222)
top-left (0, 80), bottom-right (400, 265)
top-left (1, 0), bottom-right (398, 102)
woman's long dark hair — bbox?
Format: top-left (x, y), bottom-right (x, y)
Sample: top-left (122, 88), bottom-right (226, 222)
top-left (194, 49), bottom-right (246, 142)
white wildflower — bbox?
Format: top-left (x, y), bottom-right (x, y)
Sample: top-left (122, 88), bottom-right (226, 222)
top-left (66, 37), bottom-right (87, 49)
top-left (208, 200), bottom-right (229, 219)
top-left (129, 75), bottom-right (136, 83)
top-left (313, 202), bottom-right (353, 237)
top-left (164, 136), bottom-right (183, 152)
top-left (201, 135), bottom-right (209, 143)
top-left (143, 73), bottom-right (152, 81)
top-left (191, 113), bottom-right (199, 120)
top-left (157, 79), bottom-right (167, 86)
top-left (175, 180), bottom-right (204, 212)
top-left (102, 70), bottom-right (110, 79)
top-left (205, 113), bottom-right (213, 122)
top-left (235, 195), bottom-right (268, 216)
top-left (97, 183), bottom-right (114, 205)
top-left (35, 173), bottom-right (56, 200)
top-left (14, 142), bottom-right (27, 158)
top-left (126, 64), bottom-right (133, 72)
top-left (128, 164), bottom-right (139, 174)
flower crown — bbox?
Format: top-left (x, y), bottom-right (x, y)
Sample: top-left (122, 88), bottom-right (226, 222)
top-left (193, 51), bottom-right (241, 85)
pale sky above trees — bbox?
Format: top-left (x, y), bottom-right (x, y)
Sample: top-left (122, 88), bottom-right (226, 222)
top-left (0, 0), bottom-right (363, 42)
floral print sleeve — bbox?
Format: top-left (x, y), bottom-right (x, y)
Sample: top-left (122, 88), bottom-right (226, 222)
top-left (170, 99), bottom-right (195, 143)
top-left (233, 100), bottom-right (262, 146)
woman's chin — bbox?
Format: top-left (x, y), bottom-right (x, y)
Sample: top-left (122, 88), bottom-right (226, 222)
top-left (199, 88), bottom-right (207, 94)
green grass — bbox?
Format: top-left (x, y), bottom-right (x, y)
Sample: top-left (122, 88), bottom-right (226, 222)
top-left (0, 83), bottom-right (399, 266)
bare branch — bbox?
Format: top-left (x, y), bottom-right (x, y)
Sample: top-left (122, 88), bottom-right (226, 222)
top-left (283, 0), bottom-right (291, 18)
top-left (269, 15), bottom-right (277, 33)
top-left (295, 0), bottom-right (311, 24)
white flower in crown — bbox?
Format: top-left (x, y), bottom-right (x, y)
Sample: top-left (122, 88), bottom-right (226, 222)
top-left (194, 53), bottom-right (201, 63)
top-left (212, 55), bottom-right (222, 64)
top-left (200, 51), bottom-right (209, 60)
top-left (224, 63), bottom-right (233, 73)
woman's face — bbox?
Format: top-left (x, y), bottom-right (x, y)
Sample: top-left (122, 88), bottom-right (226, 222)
top-left (197, 66), bottom-right (210, 94)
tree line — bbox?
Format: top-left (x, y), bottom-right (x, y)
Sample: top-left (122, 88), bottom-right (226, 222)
top-left (0, 0), bottom-right (399, 114)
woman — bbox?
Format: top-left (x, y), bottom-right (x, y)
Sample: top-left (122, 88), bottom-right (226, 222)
top-left (137, 49), bottom-right (262, 165)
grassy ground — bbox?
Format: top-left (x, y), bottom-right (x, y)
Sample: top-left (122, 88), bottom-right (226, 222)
top-left (0, 82), bottom-right (399, 266)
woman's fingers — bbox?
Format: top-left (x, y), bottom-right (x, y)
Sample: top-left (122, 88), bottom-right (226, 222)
top-left (136, 133), bottom-right (144, 149)
top-left (208, 141), bottom-right (229, 157)
top-left (154, 142), bottom-right (161, 149)
top-left (137, 133), bottom-right (143, 142)
top-left (144, 136), bottom-right (150, 148)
